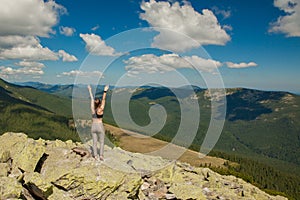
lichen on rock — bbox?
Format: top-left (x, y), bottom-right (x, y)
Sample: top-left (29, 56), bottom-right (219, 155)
top-left (0, 132), bottom-right (288, 200)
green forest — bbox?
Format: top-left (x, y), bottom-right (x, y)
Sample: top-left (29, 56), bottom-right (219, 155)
top-left (207, 151), bottom-right (300, 199)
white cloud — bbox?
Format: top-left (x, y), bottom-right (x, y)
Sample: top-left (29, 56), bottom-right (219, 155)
top-left (79, 33), bottom-right (121, 56)
top-left (212, 7), bottom-right (231, 19)
top-left (0, 42), bottom-right (59, 61)
top-left (58, 70), bottom-right (103, 77)
top-left (91, 24), bottom-right (100, 31)
top-left (123, 54), bottom-right (256, 76)
top-left (140, 0), bottom-right (231, 52)
top-left (123, 53), bottom-right (222, 76)
top-left (184, 55), bottom-right (222, 73)
top-left (0, 0), bottom-right (72, 63)
top-left (0, 36), bottom-right (58, 61)
top-left (0, 0), bottom-right (66, 37)
top-left (0, 36), bottom-right (77, 62)
top-left (16, 61), bottom-right (45, 69)
top-left (0, 61), bottom-right (45, 79)
top-left (59, 26), bottom-right (76, 36)
top-left (58, 50), bottom-right (78, 62)
top-left (222, 25), bottom-right (233, 31)
top-left (225, 61), bottom-right (258, 68)
top-left (269, 0), bottom-right (300, 37)
top-left (0, 35), bottom-right (38, 49)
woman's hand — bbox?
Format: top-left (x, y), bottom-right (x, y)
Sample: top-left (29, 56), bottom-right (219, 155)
top-left (104, 85), bottom-right (109, 92)
top-left (88, 85), bottom-right (92, 91)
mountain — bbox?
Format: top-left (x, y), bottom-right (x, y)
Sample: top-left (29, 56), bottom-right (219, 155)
top-left (1, 79), bottom-right (72, 117)
top-left (0, 132), bottom-right (287, 200)
top-left (15, 81), bottom-right (77, 98)
top-left (99, 86), bottom-right (300, 198)
top-left (16, 81), bottom-right (300, 172)
top-left (0, 78), bottom-right (78, 141)
top-left (121, 87), bottom-right (300, 166)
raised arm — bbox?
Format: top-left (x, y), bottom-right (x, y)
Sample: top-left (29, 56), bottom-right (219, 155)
top-left (87, 85), bottom-right (95, 113)
top-left (100, 85), bottom-right (109, 110)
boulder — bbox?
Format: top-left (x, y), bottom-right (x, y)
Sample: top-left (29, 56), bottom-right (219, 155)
top-left (24, 172), bottom-right (53, 199)
top-left (0, 132), bottom-right (28, 160)
top-left (0, 176), bottom-right (23, 199)
top-left (12, 138), bottom-right (46, 172)
top-left (0, 132), bottom-right (288, 200)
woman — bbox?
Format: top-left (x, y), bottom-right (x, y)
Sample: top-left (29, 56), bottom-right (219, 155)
top-left (88, 84), bottom-right (109, 161)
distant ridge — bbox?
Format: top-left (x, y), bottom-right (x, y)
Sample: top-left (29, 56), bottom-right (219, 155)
top-left (0, 78), bottom-right (78, 141)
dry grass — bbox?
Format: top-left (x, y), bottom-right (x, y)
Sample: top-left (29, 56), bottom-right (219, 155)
top-left (104, 124), bottom-right (227, 168)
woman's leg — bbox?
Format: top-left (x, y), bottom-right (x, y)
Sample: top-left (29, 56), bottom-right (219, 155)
top-left (91, 123), bottom-right (98, 158)
top-left (92, 132), bottom-right (98, 158)
top-left (99, 123), bottom-right (105, 159)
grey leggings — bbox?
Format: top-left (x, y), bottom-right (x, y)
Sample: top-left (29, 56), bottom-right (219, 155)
top-left (91, 122), bottom-right (105, 157)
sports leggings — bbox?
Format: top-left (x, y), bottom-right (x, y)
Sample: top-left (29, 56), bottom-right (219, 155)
top-left (91, 122), bottom-right (105, 157)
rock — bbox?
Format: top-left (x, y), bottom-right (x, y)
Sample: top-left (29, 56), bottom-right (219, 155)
top-left (141, 181), bottom-right (151, 190)
top-left (0, 176), bottom-right (23, 199)
top-left (48, 187), bottom-right (73, 200)
top-left (8, 167), bottom-right (23, 181)
top-left (0, 150), bottom-right (11, 163)
top-left (40, 147), bottom-right (82, 183)
top-left (0, 132), bottom-right (288, 200)
top-left (51, 164), bottom-right (136, 199)
top-left (138, 188), bottom-right (147, 200)
top-left (103, 147), bottom-right (171, 173)
top-left (22, 187), bottom-right (35, 200)
top-left (24, 172), bottom-right (53, 199)
top-left (165, 193), bottom-right (176, 199)
top-left (71, 146), bottom-right (91, 158)
top-left (13, 138), bottom-right (46, 172)
top-left (107, 172), bottom-right (143, 199)
top-left (0, 133), bottom-right (28, 173)
top-left (0, 163), bottom-right (10, 177)
top-left (168, 182), bottom-right (207, 199)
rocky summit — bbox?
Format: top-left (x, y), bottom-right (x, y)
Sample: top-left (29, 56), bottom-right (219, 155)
top-left (0, 132), bottom-right (286, 200)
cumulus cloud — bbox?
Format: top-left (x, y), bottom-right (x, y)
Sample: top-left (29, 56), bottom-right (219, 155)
top-left (58, 70), bottom-right (103, 77)
top-left (79, 33), bottom-right (121, 56)
top-left (0, 36), bottom-right (38, 49)
top-left (123, 53), bottom-right (257, 76)
top-left (0, 36), bottom-right (76, 62)
top-left (59, 26), bottom-right (76, 36)
top-left (16, 61), bottom-right (45, 69)
top-left (58, 50), bottom-right (78, 62)
top-left (0, 47), bottom-right (58, 61)
top-left (0, 61), bottom-right (45, 79)
top-left (269, 0), bottom-right (300, 37)
top-left (184, 55), bottom-right (222, 73)
top-left (0, 0), bottom-right (73, 64)
top-left (0, 48), bottom-right (57, 61)
top-left (123, 53), bottom-right (222, 76)
top-left (225, 61), bottom-right (258, 68)
top-left (140, 0), bottom-right (231, 52)
top-left (0, 35), bottom-right (58, 60)
top-left (0, 0), bottom-right (66, 37)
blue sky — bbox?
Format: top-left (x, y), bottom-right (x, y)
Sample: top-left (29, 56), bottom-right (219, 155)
top-left (0, 0), bottom-right (300, 93)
